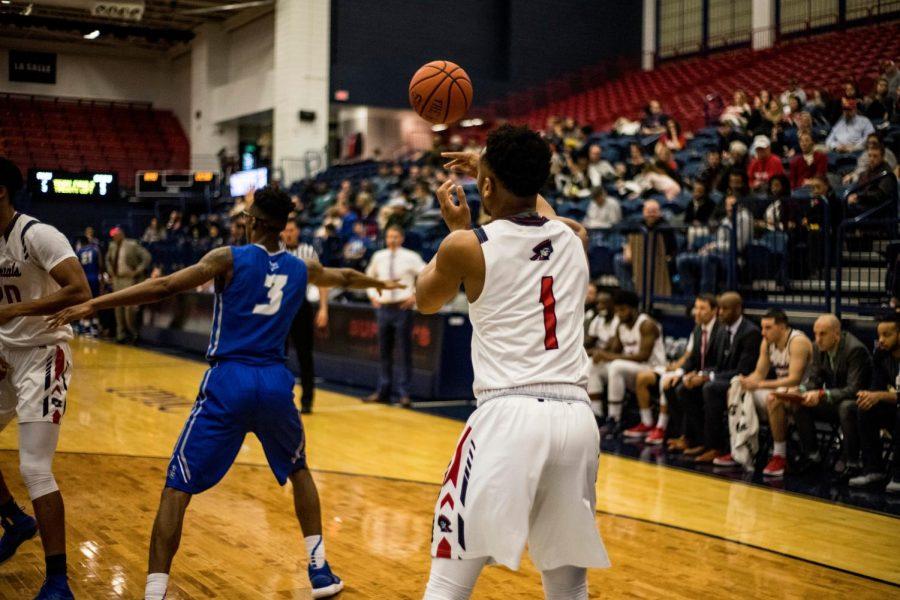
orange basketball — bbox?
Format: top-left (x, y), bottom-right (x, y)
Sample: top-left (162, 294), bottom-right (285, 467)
top-left (409, 60), bottom-right (473, 125)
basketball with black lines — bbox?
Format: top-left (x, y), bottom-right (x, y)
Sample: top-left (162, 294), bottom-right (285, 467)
top-left (408, 60), bottom-right (473, 125)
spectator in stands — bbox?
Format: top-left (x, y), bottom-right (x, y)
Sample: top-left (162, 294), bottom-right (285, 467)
top-left (720, 90), bottom-right (751, 128)
top-left (614, 200), bottom-right (676, 292)
top-left (883, 60), bottom-right (900, 96)
top-left (825, 98), bottom-right (875, 153)
top-left (699, 149), bottom-right (727, 193)
top-left (141, 217), bottom-right (166, 244)
top-left (582, 186), bottom-right (622, 229)
top-left (640, 99), bottom-right (669, 135)
top-left (660, 119), bottom-right (686, 151)
top-left (863, 77), bottom-right (895, 123)
top-left (586, 290), bottom-right (618, 420)
top-left (587, 144), bottom-right (616, 187)
top-left (850, 314), bottom-right (900, 491)
top-left (795, 314), bottom-right (871, 470)
top-left (844, 133), bottom-right (898, 184)
top-left (739, 309), bottom-right (813, 477)
top-left (591, 290), bottom-right (666, 432)
top-left (683, 180), bottom-right (716, 227)
top-left (677, 178), bottom-right (753, 295)
top-left (846, 137), bottom-right (899, 216)
top-left (674, 292), bottom-right (761, 460)
top-left (106, 226), bottom-right (151, 344)
top-left (789, 131), bottom-right (828, 190)
top-left (747, 135), bottom-right (785, 192)
top-left (363, 225), bottom-right (425, 407)
top-left (634, 294), bottom-right (720, 445)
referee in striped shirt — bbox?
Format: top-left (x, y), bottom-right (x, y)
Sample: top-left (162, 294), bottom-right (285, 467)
top-left (282, 219), bottom-right (330, 413)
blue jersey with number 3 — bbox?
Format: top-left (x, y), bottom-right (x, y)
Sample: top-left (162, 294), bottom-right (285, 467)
top-left (206, 244), bottom-right (308, 365)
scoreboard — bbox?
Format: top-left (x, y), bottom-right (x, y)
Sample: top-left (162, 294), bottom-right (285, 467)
top-left (136, 170), bottom-right (219, 198)
top-left (28, 169), bottom-right (118, 200)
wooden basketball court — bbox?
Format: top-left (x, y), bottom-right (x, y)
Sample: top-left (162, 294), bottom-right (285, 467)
top-left (1, 339), bottom-right (898, 598)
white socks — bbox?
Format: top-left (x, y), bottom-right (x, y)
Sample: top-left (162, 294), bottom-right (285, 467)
top-left (656, 412), bottom-right (669, 430)
top-left (773, 441), bottom-right (787, 457)
top-left (145, 573), bottom-right (168, 600)
top-left (305, 535), bottom-right (326, 569)
top-left (639, 408), bottom-right (653, 427)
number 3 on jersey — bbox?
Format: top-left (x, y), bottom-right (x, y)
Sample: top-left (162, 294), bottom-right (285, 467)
top-left (539, 276), bottom-right (558, 350)
top-left (253, 274), bottom-right (288, 315)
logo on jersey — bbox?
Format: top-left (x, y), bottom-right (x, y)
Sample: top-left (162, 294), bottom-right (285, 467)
top-left (530, 239), bottom-right (553, 261)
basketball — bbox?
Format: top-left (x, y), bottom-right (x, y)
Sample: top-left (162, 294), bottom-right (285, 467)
top-left (408, 60), bottom-right (473, 125)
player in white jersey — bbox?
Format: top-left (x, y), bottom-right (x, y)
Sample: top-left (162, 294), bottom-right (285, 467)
top-left (0, 158), bottom-right (91, 600)
top-left (415, 126), bottom-right (609, 600)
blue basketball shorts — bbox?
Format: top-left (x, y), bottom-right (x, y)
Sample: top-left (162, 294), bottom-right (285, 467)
top-left (165, 361), bottom-right (307, 494)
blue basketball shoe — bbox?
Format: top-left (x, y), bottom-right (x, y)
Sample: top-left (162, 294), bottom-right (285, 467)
top-left (309, 561), bottom-right (344, 598)
top-left (0, 513), bottom-right (38, 564)
top-left (34, 575), bottom-right (75, 600)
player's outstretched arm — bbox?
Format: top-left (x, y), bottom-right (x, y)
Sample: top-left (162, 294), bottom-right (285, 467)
top-left (0, 257), bottom-right (91, 325)
top-left (46, 247), bottom-right (233, 328)
top-left (306, 260), bottom-right (402, 292)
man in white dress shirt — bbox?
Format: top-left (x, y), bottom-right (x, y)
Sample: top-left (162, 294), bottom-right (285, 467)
top-left (364, 225), bottom-right (425, 407)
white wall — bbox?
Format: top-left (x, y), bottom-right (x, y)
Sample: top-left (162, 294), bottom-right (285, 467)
top-left (0, 45), bottom-right (191, 131)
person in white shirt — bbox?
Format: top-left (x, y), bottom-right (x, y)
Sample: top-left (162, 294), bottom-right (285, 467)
top-left (581, 187), bottom-right (622, 229)
top-left (363, 225), bottom-right (425, 407)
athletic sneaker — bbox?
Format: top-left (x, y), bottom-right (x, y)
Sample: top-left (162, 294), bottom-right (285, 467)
top-left (309, 561), bottom-right (344, 598)
top-left (0, 513), bottom-right (38, 564)
top-left (712, 453), bottom-right (738, 467)
top-left (33, 575), bottom-right (74, 600)
top-left (848, 471), bottom-right (887, 488)
top-left (623, 423), bottom-right (654, 438)
top-left (886, 479), bottom-right (900, 494)
top-left (644, 427), bottom-right (665, 445)
top-left (763, 455), bottom-right (786, 477)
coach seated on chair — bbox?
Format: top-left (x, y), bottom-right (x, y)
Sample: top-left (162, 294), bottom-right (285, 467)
top-left (849, 314), bottom-right (900, 491)
top-left (795, 315), bottom-right (871, 470)
top-left (685, 292), bottom-right (761, 462)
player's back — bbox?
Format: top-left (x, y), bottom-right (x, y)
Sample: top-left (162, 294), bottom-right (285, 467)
top-left (207, 243), bottom-right (307, 365)
top-left (469, 215), bottom-right (590, 403)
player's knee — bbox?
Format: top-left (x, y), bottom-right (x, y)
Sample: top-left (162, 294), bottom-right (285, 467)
top-left (541, 566), bottom-right (588, 600)
top-left (19, 458), bottom-right (58, 501)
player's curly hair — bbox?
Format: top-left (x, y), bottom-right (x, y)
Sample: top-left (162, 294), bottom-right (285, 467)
top-left (0, 157), bottom-right (24, 201)
top-left (253, 185), bottom-right (293, 229)
top-left (484, 125), bottom-right (550, 198)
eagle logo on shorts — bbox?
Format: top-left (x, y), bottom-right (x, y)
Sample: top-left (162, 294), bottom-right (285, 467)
top-left (437, 515), bottom-right (453, 533)
top-left (531, 239), bottom-right (553, 261)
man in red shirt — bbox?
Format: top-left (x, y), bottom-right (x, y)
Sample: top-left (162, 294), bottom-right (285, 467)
top-left (789, 132), bottom-right (828, 190)
top-left (747, 135), bottom-right (785, 191)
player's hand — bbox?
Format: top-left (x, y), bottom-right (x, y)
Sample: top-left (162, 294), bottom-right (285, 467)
top-left (0, 355), bottom-right (10, 382)
top-left (441, 151), bottom-right (479, 177)
top-left (46, 303), bottom-right (95, 330)
top-left (436, 180), bottom-right (472, 232)
top-left (802, 391), bottom-right (821, 407)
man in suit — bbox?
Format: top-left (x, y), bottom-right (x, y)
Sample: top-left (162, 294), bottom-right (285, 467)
top-left (796, 314), bottom-right (871, 468)
top-left (105, 226), bottom-right (151, 343)
top-left (664, 294), bottom-right (721, 450)
top-left (684, 292), bottom-right (761, 464)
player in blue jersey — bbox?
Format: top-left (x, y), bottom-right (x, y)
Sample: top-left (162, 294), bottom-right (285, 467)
top-left (73, 236), bottom-right (102, 337)
top-left (49, 186), bottom-right (402, 599)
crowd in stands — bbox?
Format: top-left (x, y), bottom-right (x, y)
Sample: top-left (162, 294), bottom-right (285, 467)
top-left (583, 287), bottom-right (900, 491)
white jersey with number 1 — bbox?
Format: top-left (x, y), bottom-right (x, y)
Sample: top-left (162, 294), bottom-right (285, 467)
top-left (469, 214), bottom-right (590, 402)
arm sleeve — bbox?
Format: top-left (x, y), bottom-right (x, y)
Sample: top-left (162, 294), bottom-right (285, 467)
top-left (25, 225), bottom-right (77, 272)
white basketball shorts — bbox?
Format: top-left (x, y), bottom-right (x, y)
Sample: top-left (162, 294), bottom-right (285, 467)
top-left (430, 395), bottom-right (610, 572)
top-left (0, 343), bottom-right (72, 430)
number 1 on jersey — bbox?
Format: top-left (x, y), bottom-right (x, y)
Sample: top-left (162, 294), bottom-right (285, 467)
top-left (539, 276), bottom-right (558, 350)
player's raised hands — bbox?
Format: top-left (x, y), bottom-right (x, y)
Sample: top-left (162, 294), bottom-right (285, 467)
top-left (436, 180), bottom-right (472, 232)
top-left (441, 151), bottom-right (479, 177)
top-left (46, 303), bottom-right (95, 331)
